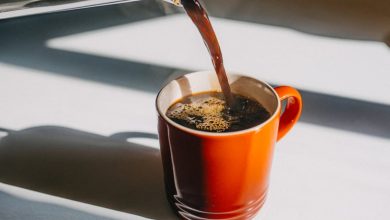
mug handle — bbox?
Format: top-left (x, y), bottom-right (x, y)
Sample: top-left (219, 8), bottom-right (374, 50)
top-left (274, 86), bottom-right (303, 141)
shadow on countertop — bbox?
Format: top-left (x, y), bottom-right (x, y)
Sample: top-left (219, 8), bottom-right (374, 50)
top-left (0, 191), bottom-right (114, 220)
top-left (0, 126), bottom-right (177, 220)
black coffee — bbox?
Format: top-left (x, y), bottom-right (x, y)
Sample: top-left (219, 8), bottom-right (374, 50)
top-left (181, 0), bottom-right (234, 107)
top-left (166, 92), bottom-right (271, 132)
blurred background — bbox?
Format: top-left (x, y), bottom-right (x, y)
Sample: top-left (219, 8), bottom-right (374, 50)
top-left (0, 0), bottom-right (389, 219)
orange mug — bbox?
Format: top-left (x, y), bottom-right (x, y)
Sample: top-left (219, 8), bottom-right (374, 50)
top-left (156, 71), bottom-right (302, 219)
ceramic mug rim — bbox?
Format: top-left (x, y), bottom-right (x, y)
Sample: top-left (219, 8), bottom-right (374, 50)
top-left (156, 71), bottom-right (281, 137)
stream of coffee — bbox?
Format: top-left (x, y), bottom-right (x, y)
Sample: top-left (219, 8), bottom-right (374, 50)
top-left (181, 0), bottom-right (234, 106)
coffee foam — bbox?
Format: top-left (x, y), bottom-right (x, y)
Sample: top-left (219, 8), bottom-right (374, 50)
top-left (167, 97), bottom-right (230, 132)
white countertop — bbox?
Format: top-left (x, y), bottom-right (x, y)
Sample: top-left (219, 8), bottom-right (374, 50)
top-left (0, 3), bottom-right (389, 220)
